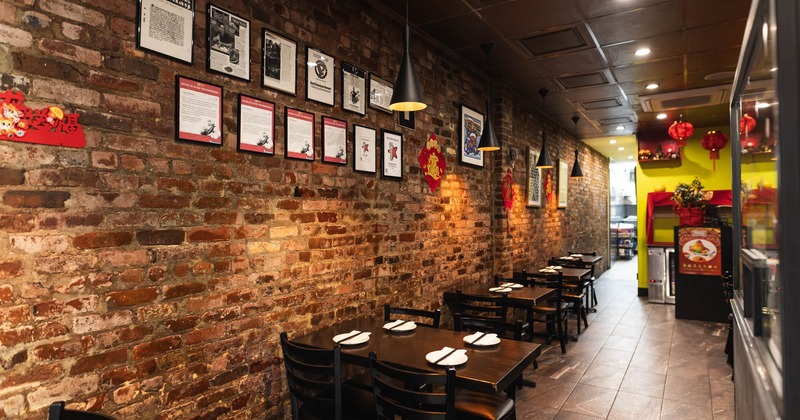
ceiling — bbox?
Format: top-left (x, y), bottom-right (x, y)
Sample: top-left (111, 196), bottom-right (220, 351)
top-left (582, 135), bottom-right (638, 163)
top-left (377, 0), bottom-right (751, 159)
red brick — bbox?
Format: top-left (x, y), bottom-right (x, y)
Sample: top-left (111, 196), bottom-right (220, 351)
top-left (66, 213), bottom-right (103, 227)
top-left (326, 225), bottom-right (348, 235)
top-left (0, 304), bottom-right (29, 324)
top-left (133, 335), bottom-right (181, 359)
top-left (209, 149), bottom-right (246, 164)
top-left (98, 249), bottom-right (150, 266)
top-left (140, 194), bottom-right (190, 209)
top-left (0, 214), bottom-right (36, 232)
top-left (0, 363), bottom-right (62, 389)
top-left (316, 212), bottom-right (339, 222)
top-left (3, 190), bottom-right (70, 208)
top-left (196, 387), bottom-right (238, 409)
top-left (184, 325), bottom-right (225, 346)
top-left (33, 336), bottom-right (93, 361)
top-left (77, 109), bottom-right (133, 131)
top-left (120, 155), bottom-right (145, 171)
top-left (165, 379), bottom-right (209, 404)
top-left (71, 348), bottom-right (127, 374)
top-left (193, 196), bottom-right (231, 209)
top-left (164, 282), bottom-right (206, 300)
top-left (157, 177), bottom-right (196, 193)
top-left (136, 230), bottom-right (185, 245)
top-left (120, 268), bottom-right (144, 284)
top-left (33, 296), bottom-right (99, 318)
top-left (91, 151), bottom-right (118, 169)
top-left (0, 284), bottom-right (12, 302)
top-left (27, 168), bottom-right (98, 187)
top-left (0, 168), bottom-right (24, 185)
top-left (0, 260), bottom-right (22, 279)
top-left (204, 211), bottom-right (238, 225)
top-left (105, 56), bottom-right (159, 80)
top-left (36, 37), bottom-right (101, 67)
top-left (188, 227), bottom-right (230, 242)
top-left (104, 134), bottom-right (157, 153)
top-left (148, 266), bottom-right (167, 282)
top-left (73, 231), bottom-right (133, 249)
top-left (164, 316), bottom-right (200, 333)
top-left (95, 325), bottom-right (151, 349)
top-left (73, 311), bottom-right (133, 334)
top-left (110, 16), bottom-right (134, 37)
top-left (0, 22), bottom-right (32, 47)
top-left (40, 0), bottom-right (106, 27)
top-left (107, 287), bottom-right (158, 307)
top-left (62, 21), bottom-right (121, 51)
top-left (85, 70), bottom-right (139, 93)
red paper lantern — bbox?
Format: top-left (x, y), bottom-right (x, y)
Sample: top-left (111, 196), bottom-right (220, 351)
top-left (701, 130), bottom-right (729, 171)
top-left (739, 114), bottom-right (756, 134)
top-left (668, 119), bottom-right (694, 148)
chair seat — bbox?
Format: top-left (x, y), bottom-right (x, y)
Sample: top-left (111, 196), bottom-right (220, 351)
top-left (562, 292), bottom-right (585, 301)
top-left (530, 301), bottom-right (569, 314)
top-left (455, 390), bottom-right (515, 420)
top-left (299, 385), bottom-right (375, 420)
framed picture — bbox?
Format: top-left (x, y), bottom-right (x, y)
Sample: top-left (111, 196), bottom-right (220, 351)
top-left (284, 107), bottom-right (315, 161)
top-left (354, 125), bottom-right (377, 174)
top-left (459, 104), bottom-right (484, 168)
top-left (558, 159), bottom-right (568, 208)
top-left (322, 116), bottom-right (347, 165)
top-left (369, 74), bottom-right (393, 114)
top-left (526, 147), bottom-right (542, 207)
top-left (136, 0), bottom-right (194, 64)
top-left (237, 94), bottom-right (275, 155)
top-left (398, 111), bottom-right (415, 129)
top-left (381, 129), bottom-right (403, 180)
top-left (206, 4), bottom-right (250, 81)
top-left (306, 47), bottom-right (335, 106)
top-left (341, 62), bottom-right (366, 116)
top-left (262, 28), bottom-right (297, 96)
top-left (175, 75), bottom-right (223, 145)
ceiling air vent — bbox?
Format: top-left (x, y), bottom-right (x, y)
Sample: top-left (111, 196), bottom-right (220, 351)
top-left (556, 72), bottom-right (608, 90)
top-left (520, 27), bottom-right (586, 56)
top-left (581, 98), bottom-right (622, 110)
top-left (599, 116), bottom-right (635, 125)
top-left (640, 85), bottom-right (731, 112)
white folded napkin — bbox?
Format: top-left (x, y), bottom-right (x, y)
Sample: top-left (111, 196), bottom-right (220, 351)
top-left (383, 319), bottom-right (416, 330)
top-left (334, 330), bottom-right (371, 344)
top-left (489, 286), bottom-right (512, 293)
top-left (500, 282), bottom-right (523, 288)
top-left (433, 347), bottom-right (467, 365)
top-left (570, 254), bottom-right (583, 257)
top-left (466, 331), bottom-right (498, 345)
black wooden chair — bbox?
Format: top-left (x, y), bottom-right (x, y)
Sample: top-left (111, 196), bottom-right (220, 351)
top-left (515, 270), bottom-right (569, 354)
top-left (48, 402), bottom-right (115, 420)
top-left (384, 304), bottom-right (442, 328)
top-left (280, 332), bottom-right (374, 420)
top-left (548, 258), bottom-right (590, 336)
top-left (455, 290), bottom-right (508, 321)
top-left (568, 250), bottom-right (599, 308)
top-left (369, 352), bottom-right (516, 420)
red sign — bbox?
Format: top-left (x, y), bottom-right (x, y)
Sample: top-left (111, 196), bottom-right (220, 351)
top-left (678, 227), bottom-right (722, 276)
top-left (418, 133), bottom-right (446, 193)
top-left (0, 90), bottom-right (85, 148)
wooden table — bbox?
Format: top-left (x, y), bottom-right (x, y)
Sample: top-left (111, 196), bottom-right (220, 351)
top-left (443, 283), bottom-right (556, 310)
top-left (554, 255), bottom-right (603, 274)
top-left (549, 267), bottom-right (591, 282)
top-left (290, 317), bottom-right (541, 396)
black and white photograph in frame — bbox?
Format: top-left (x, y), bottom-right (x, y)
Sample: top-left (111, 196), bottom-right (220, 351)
top-left (237, 94), bottom-right (275, 155)
top-left (262, 28), bottom-right (297, 96)
top-left (306, 47), bottom-right (335, 106)
top-left (137, 0), bottom-right (194, 64)
top-left (398, 111), bottom-right (415, 129)
top-left (381, 129), bottom-right (403, 180)
top-left (354, 125), bottom-right (377, 174)
top-left (526, 147), bottom-right (542, 207)
top-left (458, 104), bottom-right (484, 168)
top-left (341, 62), bottom-right (366, 116)
top-left (206, 4), bottom-right (250, 81)
top-left (175, 75), bottom-right (223, 145)
top-left (284, 107), bottom-right (315, 161)
top-left (322, 116), bottom-right (347, 165)
top-left (369, 74), bottom-right (394, 114)
top-left (558, 159), bottom-right (568, 208)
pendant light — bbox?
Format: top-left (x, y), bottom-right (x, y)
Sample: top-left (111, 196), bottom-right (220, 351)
top-left (535, 88), bottom-right (553, 168)
top-left (570, 116), bottom-right (584, 178)
top-left (478, 43), bottom-right (499, 152)
top-left (389, 1), bottom-right (427, 112)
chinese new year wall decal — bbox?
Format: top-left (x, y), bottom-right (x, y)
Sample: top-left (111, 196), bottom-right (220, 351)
top-left (543, 170), bottom-right (555, 202)
top-left (701, 130), bottom-right (728, 171)
top-left (502, 169), bottom-right (515, 234)
top-left (418, 133), bottom-right (446, 193)
top-left (0, 90), bottom-right (85, 148)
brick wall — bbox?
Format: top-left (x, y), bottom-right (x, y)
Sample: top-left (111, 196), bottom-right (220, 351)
top-left (0, 0), bottom-right (608, 418)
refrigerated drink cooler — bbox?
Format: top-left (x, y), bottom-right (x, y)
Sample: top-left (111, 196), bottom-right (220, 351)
top-left (647, 246), bottom-right (675, 304)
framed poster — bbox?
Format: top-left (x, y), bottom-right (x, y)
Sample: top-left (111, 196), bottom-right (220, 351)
top-left (175, 75), bottom-right (222, 145)
top-left (678, 227), bottom-right (722, 276)
top-left (262, 29), bottom-right (297, 96)
top-left (137, 0), bottom-right (194, 64)
top-left (459, 104), bottom-right (484, 168)
top-left (237, 94), bottom-right (275, 155)
top-left (381, 129), bottom-right (403, 180)
top-left (526, 147), bottom-right (542, 207)
top-left (306, 47), bottom-right (335, 106)
top-left (322, 116), bottom-right (347, 165)
top-left (354, 125), bottom-right (377, 174)
top-left (557, 159), bottom-right (568, 208)
top-left (341, 62), bottom-right (366, 116)
top-left (369, 74), bottom-right (393, 114)
top-left (398, 111), bottom-right (415, 129)
top-left (284, 107), bottom-right (315, 161)
top-left (207, 4), bottom-right (250, 81)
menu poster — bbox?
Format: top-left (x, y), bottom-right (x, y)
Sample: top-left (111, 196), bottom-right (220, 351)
top-left (678, 227), bottom-right (722, 276)
top-left (381, 129), bottom-right (403, 180)
top-left (176, 76), bottom-right (223, 145)
top-left (341, 62), bottom-right (366, 115)
top-left (137, 0), bottom-right (194, 64)
top-left (354, 124), bottom-right (376, 174)
top-left (369, 74), bottom-right (393, 114)
top-left (306, 47), bottom-right (335, 106)
top-left (206, 4), bottom-right (250, 81)
top-left (262, 28), bottom-right (297, 95)
top-left (237, 94), bottom-right (275, 155)
top-left (284, 107), bottom-right (315, 161)
top-left (322, 116), bottom-right (347, 165)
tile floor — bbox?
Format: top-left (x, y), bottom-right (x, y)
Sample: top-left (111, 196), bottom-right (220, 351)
top-left (515, 256), bottom-right (734, 419)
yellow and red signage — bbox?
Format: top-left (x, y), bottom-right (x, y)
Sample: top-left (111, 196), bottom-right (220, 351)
top-left (678, 227), bottom-right (722, 276)
top-left (1, 90), bottom-right (85, 148)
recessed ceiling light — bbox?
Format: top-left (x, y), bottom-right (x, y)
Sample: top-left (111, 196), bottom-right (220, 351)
top-left (756, 102), bottom-right (771, 109)
top-left (635, 48), bottom-right (651, 56)
top-left (618, 147), bottom-right (625, 151)
top-left (656, 113), bottom-right (667, 120)
top-left (646, 83), bottom-right (660, 90)
top-left (616, 126), bottom-right (625, 131)
top-left (628, 155), bottom-right (634, 159)
top-left (771, 67), bottom-right (778, 72)
top-left (609, 139), bottom-right (617, 144)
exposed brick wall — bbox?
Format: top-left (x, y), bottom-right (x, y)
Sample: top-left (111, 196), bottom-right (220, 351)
top-left (0, 0), bottom-right (608, 418)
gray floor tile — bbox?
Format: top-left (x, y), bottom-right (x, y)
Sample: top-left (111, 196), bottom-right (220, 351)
top-left (618, 368), bottom-right (666, 398)
top-left (553, 410), bottom-right (604, 420)
top-left (560, 384), bottom-right (617, 418)
top-left (517, 376), bottom-right (578, 410)
top-left (607, 390), bottom-right (662, 420)
top-left (592, 347), bottom-right (633, 369)
top-left (660, 399), bottom-right (714, 420)
top-left (663, 375), bottom-right (712, 407)
top-left (579, 363), bottom-right (625, 390)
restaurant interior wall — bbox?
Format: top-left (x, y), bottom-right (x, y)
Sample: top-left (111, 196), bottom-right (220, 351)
top-left (0, 0), bottom-right (608, 418)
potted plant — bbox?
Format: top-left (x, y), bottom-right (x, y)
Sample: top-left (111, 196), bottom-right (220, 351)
top-left (672, 177), bottom-right (708, 226)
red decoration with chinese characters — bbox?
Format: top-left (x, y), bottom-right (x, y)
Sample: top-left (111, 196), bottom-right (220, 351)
top-left (678, 227), bottom-right (722, 276)
top-left (701, 130), bottom-right (728, 171)
top-left (739, 114), bottom-right (756, 134)
top-left (668, 119), bottom-right (694, 148)
top-left (543, 170), bottom-right (555, 202)
top-left (0, 90), bottom-right (85, 148)
top-left (502, 169), bottom-right (515, 234)
top-left (418, 133), bottom-right (446, 193)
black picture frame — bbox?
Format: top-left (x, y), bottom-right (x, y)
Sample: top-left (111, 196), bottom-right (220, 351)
top-left (305, 46), bottom-right (335, 106)
top-left (458, 104), bottom-right (485, 169)
top-left (206, 3), bottom-right (251, 81)
top-left (284, 107), bottom-right (315, 161)
top-left (381, 129), bottom-right (403, 180)
top-left (261, 28), bottom-right (297, 96)
top-left (341, 62), bottom-right (367, 116)
top-left (353, 124), bottom-right (377, 174)
top-left (237, 94), bottom-right (275, 155)
top-left (136, 0), bottom-right (194, 65)
top-left (369, 74), bottom-right (394, 114)
top-left (175, 75), bottom-right (223, 146)
top-left (398, 111), bottom-right (415, 129)
top-left (322, 116), bottom-right (347, 165)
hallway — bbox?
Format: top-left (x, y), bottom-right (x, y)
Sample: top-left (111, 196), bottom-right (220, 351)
top-left (515, 257), bottom-right (734, 419)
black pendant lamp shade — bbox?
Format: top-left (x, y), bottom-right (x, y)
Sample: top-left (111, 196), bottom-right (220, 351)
top-left (478, 101), bottom-right (500, 151)
top-left (389, 24), bottom-right (427, 112)
top-left (535, 88), bottom-right (553, 168)
top-left (570, 116), bottom-right (584, 178)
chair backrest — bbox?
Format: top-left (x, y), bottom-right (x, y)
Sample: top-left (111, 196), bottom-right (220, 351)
top-left (454, 313), bottom-right (526, 341)
top-left (514, 270), bottom-right (558, 288)
top-left (384, 304), bottom-right (442, 328)
top-left (455, 290), bottom-right (507, 321)
top-left (48, 402), bottom-right (115, 420)
top-left (569, 250), bottom-right (597, 256)
top-left (550, 256), bottom-right (583, 269)
top-left (369, 352), bottom-right (456, 420)
top-left (523, 271), bottom-right (564, 300)
top-left (280, 332), bottom-right (343, 420)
